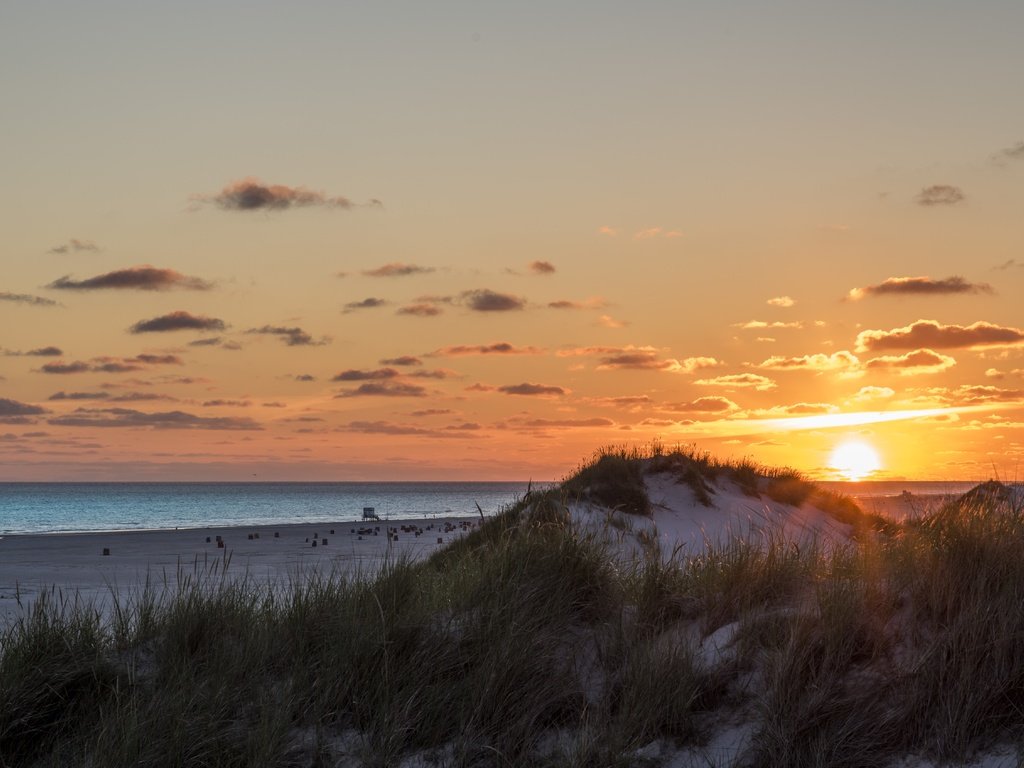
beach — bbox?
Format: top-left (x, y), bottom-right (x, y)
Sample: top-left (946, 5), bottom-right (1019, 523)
top-left (0, 516), bottom-right (479, 624)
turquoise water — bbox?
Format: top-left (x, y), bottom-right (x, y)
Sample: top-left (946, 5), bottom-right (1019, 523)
top-left (0, 482), bottom-right (534, 535)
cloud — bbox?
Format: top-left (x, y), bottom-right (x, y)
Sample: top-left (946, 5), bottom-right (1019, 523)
top-left (294, 374), bottom-right (316, 382)
top-left (0, 398), bottom-right (48, 419)
top-left (245, 325), bottom-right (326, 347)
top-left (919, 385), bottom-right (1024, 405)
top-left (342, 297), bottom-right (388, 313)
top-left (37, 355), bottom-right (183, 374)
top-left (3, 346), bottom-right (63, 357)
top-left (48, 266), bottom-right (213, 291)
top-left (195, 178), bottom-right (375, 211)
top-left (846, 276), bottom-right (993, 301)
top-left (410, 409), bottom-right (453, 417)
top-left (335, 382), bottom-right (428, 398)
top-left (48, 238), bottom-right (100, 254)
top-left (916, 185), bottom-right (965, 206)
top-left (461, 289), bottom-right (525, 312)
top-left (202, 400), bottom-right (252, 407)
top-left (598, 314), bottom-right (628, 329)
top-left (993, 259), bottom-right (1024, 271)
top-left (529, 260), bottom-right (556, 274)
top-left (597, 226), bottom-right (619, 236)
top-left (851, 386), bottom-right (895, 402)
top-left (331, 368), bottom-right (399, 382)
top-left (407, 368), bottom-right (457, 380)
top-left (431, 342), bottom-right (543, 357)
top-left (362, 263), bottom-right (434, 278)
top-left (855, 320), bottom-right (1024, 352)
top-left (548, 297), bottom-right (608, 310)
top-left (130, 311), bottom-right (227, 334)
top-left (49, 407), bottom-right (262, 430)
top-left (338, 420), bottom-right (479, 439)
top-left (748, 403), bottom-right (839, 416)
top-left (735, 320), bottom-right (804, 330)
top-left (757, 351), bottom-right (860, 372)
top-left (863, 349), bottom-right (957, 375)
top-left (992, 141), bottom-right (1024, 164)
top-left (188, 337), bottom-right (241, 350)
top-left (498, 383), bottom-right (567, 396)
top-left (518, 418), bottom-right (614, 428)
top-left (596, 350), bottom-right (682, 371)
top-left (397, 303), bottom-right (443, 317)
top-left (634, 227), bottom-right (682, 239)
top-left (583, 395), bottom-right (652, 409)
top-left (0, 292), bottom-right (59, 307)
top-left (39, 361), bottom-right (92, 374)
top-left (695, 373), bottom-right (777, 391)
top-left (767, 296), bottom-right (795, 308)
top-left (380, 356), bottom-right (422, 366)
top-left (48, 391), bottom-right (111, 401)
top-left (663, 397), bottom-right (739, 413)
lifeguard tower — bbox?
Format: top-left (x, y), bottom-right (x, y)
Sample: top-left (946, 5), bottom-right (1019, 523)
top-left (362, 506), bottom-right (381, 521)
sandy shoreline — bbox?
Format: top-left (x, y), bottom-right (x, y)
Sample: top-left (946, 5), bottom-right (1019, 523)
top-left (0, 516), bottom-right (479, 624)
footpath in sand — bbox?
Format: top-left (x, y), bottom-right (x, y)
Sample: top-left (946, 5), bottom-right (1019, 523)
top-left (0, 517), bottom-right (478, 624)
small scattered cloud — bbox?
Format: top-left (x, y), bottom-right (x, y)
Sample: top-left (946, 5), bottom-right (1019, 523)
top-left (397, 303), bottom-right (443, 317)
top-left (855, 320), bottom-right (1024, 352)
top-left (919, 385), bottom-right (1024, 406)
top-left (48, 391), bottom-right (111, 401)
top-left (380, 355), bottom-right (422, 366)
top-left (194, 178), bottom-right (377, 211)
top-left (583, 395), bottom-right (652, 410)
top-left (529, 260), bottom-right (556, 274)
top-left (37, 355), bottom-right (182, 375)
top-left (39, 361), bottom-right (91, 374)
top-left (2, 346), bottom-right (63, 357)
top-left (767, 296), bottom-right (795, 308)
top-left (335, 382), bottom-right (428, 398)
top-left (750, 403), bottom-right (839, 417)
top-left (245, 325), bottom-right (327, 347)
top-left (634, 227), bottom-right (682, 240)
top-left (734, 320), bottom-right (804, 330)
top-left (597, 226), bottom-right (620, 237)
top-left (331, 368), bottom-right (399, 382)
top-left (598, 314), bottom-right (628, 329)
top-left (461, 289), bottom-right (525, 312)
top-left (851, 386), bottom-right (895, 402)
top-left (431, 342), bottom-right (543, 357)
top-left (362, 263), bottom-right (434, 278)
top-left (130, 311), bottom-right (227, 334)
top-left (863, 349), bottom-right (957, 376)
top-left (517, 417), bottom-right (614, 429)
top-left (497, 383), bottom-right (567, 396)
top-left (188, 337), bottom-right (242, 350)
top-left (548, 297), bottom-right (608, 310)
top-left (338, 420), bottom-right (480, 439)
top-left (846, 276), bottom-right (993, 301)
top-left (992, 141), bottom-right (1024, 164)
top-left (663, 397), bottom-right (739, 413)
top-left (0, 291), bottom-right (59, 307)
top-left (695, 373), bottom-right (777, 391)
top-left (757, 351), bottom-right (859, 372)
top-left (0, 398), bottom-right (48, 421)
top-left (342, 297), bottom-right (388, 313)
top-left (916, 185), bottom-right (965, 206)
top-left (48, 266), bottom-right (213, 292)
top-left (48, 238), bottom-right (99, 254)
top-left (49, 407), bottom-right (261, 430)
top-left (294, 374), bottom-right (316, 382)
top-left (410, 409), bottom-right (453, 417)
top-left (201, 399), bottom-right (252, 408)
top-left (993, 259), bottom-right (1024, 271)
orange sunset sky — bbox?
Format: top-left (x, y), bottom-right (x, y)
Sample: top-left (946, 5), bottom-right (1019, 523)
top-left (2, 2), bottom-right (1024, 481)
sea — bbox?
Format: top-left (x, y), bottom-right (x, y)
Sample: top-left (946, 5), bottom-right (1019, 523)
top-left (0, 480), bottom-right (987, 536)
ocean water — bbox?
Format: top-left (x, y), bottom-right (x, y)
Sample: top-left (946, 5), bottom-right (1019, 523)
top-left (0, 480), bottom-right (989, 535)
top-left (0, 482), bottom-right (535, 535)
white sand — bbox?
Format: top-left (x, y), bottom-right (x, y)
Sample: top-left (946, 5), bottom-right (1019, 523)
top-left (0, 517), bottom-right (479, 624)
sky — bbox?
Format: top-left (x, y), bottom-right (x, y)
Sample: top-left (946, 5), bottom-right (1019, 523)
top-left (2, 1), bottom-right (1024, 482)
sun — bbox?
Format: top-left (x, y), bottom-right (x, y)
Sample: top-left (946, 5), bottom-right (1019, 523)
top-left (830, 440), bottom-right (882, 481)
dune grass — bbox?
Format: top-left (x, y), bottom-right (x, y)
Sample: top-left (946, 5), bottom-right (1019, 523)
top-left (3, 448), bottom-right (1024, 766)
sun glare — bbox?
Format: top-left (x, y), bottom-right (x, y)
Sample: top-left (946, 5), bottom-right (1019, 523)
top-left (830, 441), bottom-right (882, 481)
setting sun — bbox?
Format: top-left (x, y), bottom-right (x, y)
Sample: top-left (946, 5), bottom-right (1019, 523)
top-left (830, 441), bottom-right (882, 481)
